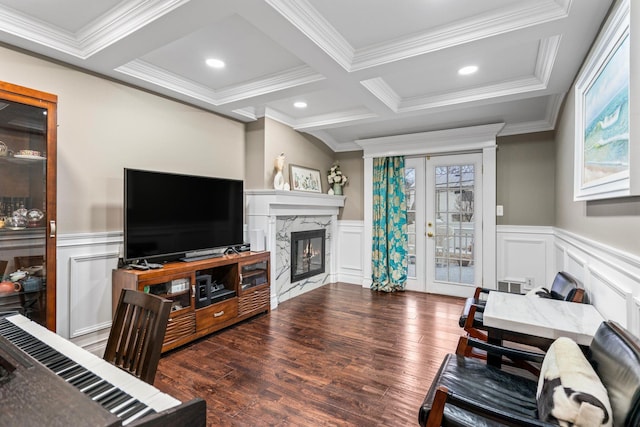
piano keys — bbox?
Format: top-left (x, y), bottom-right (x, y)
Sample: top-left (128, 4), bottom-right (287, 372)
top-left (0, 314), bottom-right (205, 427)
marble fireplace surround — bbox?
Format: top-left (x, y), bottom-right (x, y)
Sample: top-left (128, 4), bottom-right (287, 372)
top-left (245, 190), bottom-right (345, 310)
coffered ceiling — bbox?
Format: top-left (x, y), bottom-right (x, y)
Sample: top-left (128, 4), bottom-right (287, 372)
top-left (0, 0), bottom-right (613, 151)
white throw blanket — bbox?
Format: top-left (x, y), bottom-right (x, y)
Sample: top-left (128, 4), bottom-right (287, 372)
top-left (536, 337), bottom-right (612, 427)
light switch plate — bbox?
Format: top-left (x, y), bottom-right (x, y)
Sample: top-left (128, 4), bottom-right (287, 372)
top-left (496, 205), bottom-right (504, 216)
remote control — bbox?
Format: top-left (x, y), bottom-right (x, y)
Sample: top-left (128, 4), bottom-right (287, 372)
top-left (146, 263), bottom-right (163, 269)
top-left (130, 264), bottom-right (149, 270)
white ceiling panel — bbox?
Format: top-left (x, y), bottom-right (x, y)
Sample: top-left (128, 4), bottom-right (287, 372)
top-left (0, 0), bottom-right (122, 32)
top-left (139, 14), bottom-right (304, 89)
top-left (308, 0), bottom-right (521, 49)
top-left (266, 89), bottom-right (368, 119)
top-left (381, 39), bottom-right (539, 98)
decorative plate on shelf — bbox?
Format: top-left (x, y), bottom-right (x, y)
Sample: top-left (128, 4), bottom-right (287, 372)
top-left (13, 154), bottom-right (46, 160)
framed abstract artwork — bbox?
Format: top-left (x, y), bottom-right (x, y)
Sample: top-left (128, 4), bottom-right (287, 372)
top-left (574, 0), bottom-right (630, 201)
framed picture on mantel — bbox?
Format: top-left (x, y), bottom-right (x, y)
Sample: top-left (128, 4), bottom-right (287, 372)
top-left (289, 165), bottom-right (321, 193)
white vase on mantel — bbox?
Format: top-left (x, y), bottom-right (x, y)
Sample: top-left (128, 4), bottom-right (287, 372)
top-left (328, 187), bottom-right (334, 195)
top-left (273, 171), bottom-right (284, 190)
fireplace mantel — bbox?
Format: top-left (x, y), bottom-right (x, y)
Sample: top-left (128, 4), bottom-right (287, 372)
top-left (245, 190), bottom-right (345, 309)
top-left (245, 190), bottom-right (345, 217)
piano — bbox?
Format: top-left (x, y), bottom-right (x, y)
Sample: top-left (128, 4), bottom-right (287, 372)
top-left (0, 314), bottom-right (205, 427)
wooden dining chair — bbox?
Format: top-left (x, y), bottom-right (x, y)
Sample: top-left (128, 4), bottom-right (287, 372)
top-left (104, 289), bottom-right (171, 384)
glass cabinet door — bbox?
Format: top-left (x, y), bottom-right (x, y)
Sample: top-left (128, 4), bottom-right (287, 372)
top-left (240, 259), bottom-right (269, 292)
top-left (0, 82), bottom-right (57, 331)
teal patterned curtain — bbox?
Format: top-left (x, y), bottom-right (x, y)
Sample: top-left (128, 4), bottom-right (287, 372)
top-left (371, 156), bottom-right (407, 292)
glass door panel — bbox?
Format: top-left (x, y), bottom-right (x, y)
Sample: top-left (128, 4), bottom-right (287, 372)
top-left (405, 158), bottom-right (425, 292)
top-left (427, 154), bottom-right (482, 297)
top-left (0, 82), bottom-right (57, 330)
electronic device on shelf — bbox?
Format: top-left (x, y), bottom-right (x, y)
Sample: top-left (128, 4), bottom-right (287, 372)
top-left (170, 278), bottom-right (189, 294)
top-left (123, 168), bottom-right (244, 265)
top-left (210, 281), bottom-right (225, 292)
top-left (195, 274), bottom-right (211, 309)
top-left (210, 287), bottom-right (235, 305)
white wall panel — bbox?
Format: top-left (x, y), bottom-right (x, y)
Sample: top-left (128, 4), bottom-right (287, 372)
top-left (497, 226), bottom-right (554, 290)
top-left (588, 266), bottom-right (632, 327)
top-left (57, 232), bottom-right (122, 354)
top-left (69, 252), bottom-right (119, 338)
top-left (336, 220), bottom-right (364, 285)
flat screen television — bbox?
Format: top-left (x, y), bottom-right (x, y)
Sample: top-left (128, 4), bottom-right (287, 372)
top-left (124, 168), bottom-right (244, 264)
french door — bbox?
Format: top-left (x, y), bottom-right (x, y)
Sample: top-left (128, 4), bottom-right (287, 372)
top-left (405, 153), bottom-right (483, 297)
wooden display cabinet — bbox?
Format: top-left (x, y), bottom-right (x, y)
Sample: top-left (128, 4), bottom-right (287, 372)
top-left (0, 81), bottom-right (57, 331)
top-left (112, 252), bottom-right (270, 353)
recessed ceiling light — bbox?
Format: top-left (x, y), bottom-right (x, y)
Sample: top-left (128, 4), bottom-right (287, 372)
top-left (293, 101), bottom-right (307, 109)
top-left (205, 58), bottom-right (225, 69)
top-left (458, 65), bottom-right (478, 75)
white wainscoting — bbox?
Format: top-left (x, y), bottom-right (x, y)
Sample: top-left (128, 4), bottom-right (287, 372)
top-left (57, 232), bottom-right (122, 354)
top-left (498, 225), bottom-right (640, 336)
top-left (336, 220), bottom-right (365, 285)
top-left (55, 224), bottom-right (640, 352)
top-left (554, 228), bottom-right (640, 336)
top-left (496, 226), bottom-right (555, 290)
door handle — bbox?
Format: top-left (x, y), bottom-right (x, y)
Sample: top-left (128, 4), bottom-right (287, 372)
top-left (427, 232), bottom-right (434, 238)
top-left (49, 220), bottom-right (56, 238)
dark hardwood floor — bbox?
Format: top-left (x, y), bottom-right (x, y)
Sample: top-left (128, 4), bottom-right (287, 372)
top-left (154, 282), bottom-right (466, 426)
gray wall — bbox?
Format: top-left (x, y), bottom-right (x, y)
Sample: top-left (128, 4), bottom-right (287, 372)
top-left (244, 117), bottom-right (335, 191)
top-left (0, 45), bottom-right (245, 235)
top-left (552, 0), bottom-right (640, 257)
top-left (496, 132), bottom-right (556, 226)
top-left (555, 86), bottom-right (640, 256)
top-left (335, 150), bottom-right (364, 220)
top-left (245, 118), bottom-right (266, 190)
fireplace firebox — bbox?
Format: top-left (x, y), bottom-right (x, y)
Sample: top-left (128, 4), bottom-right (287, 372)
top-left (290, 229), bottom-right (326, 282)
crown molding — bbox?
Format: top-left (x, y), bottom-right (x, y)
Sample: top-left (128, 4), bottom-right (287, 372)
top-left (400, 77), bottom-right (545, 113)
top-left (264, 107), bottom-right (296, 128)
top-left (498, 93), bottom-right (565, 136)
top-left (362, 35), bottom-right (559, 114)
top-left (263, 106), bottom-right (376, 132)
top-left (535, 35), bottom-right (562, 85)
top-left (305, 130), bottom-right (361, 153)
top-left (268, 0), bottom-right (570, 72)
top-left (352, 1), bottom-right (569, 71)
top-left (0, 0), bottom-right (189, 59)
top-left (356, 123), bottom-right (504, 158)
top-left (360, 78), bottom-right (400, 112)
top-left (500, 120), bottom-right (554, 136)
top-left (231, 107), bottom-right (258, 121)
top-left (0, 6), bottom-right (81, 56)
top-left (294, 108), bottom-right (377, 131)
top-left (215, 65), bottom-right (325, 105)
top-left (115, 59), bottom-right (220, 105)
top-left (117, 60), bottom-right (324, 106)
top-left (77, 0), bottom-right (191, 57)
top-left (266, 0), bottom-right (353, 71)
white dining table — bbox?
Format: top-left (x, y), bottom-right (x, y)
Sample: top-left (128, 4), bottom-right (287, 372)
top-left (483, 291), bottom-right (605, 347)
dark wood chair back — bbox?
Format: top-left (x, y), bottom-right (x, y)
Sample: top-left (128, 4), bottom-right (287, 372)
top-left (549, 271), bottom-right (588, 303)
top-left (104, 289), bottom-right (171, 384)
